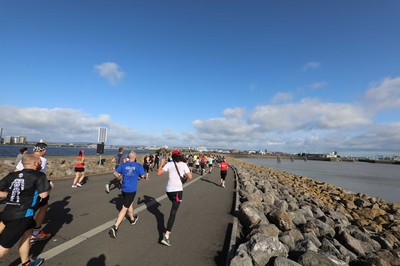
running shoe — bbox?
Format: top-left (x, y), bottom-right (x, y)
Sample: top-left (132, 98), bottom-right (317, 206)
top-left (130, 215), bottom-right (139, 225)
top-left (28, 258), bottom-right (45, 266)
top-left (72, 184), bottom-right (77, 188)
top-left (109, 226), bottom-right (118, 238)
top-left (76, 183), bottom-right (83, 187)
top-left (105, 184), bottom-right (110, 193)
top-left (161, 234), bottom-right (171, 246)
top-left (30, 230), bottom-right (51, 243)
top-left (222, 184), bottom-right (225, 188)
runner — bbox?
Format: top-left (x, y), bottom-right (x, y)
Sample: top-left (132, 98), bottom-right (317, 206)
top-left (219, 158), bottom-right (229, 188)
top-left (157, 150), bottom-right (192, 246)
top-left (195, 156), bottom-right (200, 174)
top-left (15, 147), bottom-right (28, 165)
top-left (72, 150), bottom-right (85, 188)
top-left (16, 143), bottom-right (52, 243)
top-left (109, 151), bottom-right (145, 239)
top-left (143, 154), bottom-right (151, 180)
top-left (106, 147), bottom-right (125, 193)
top-left (207, 155), bottom-right (214, 173)
top-left (0, 154), bottom-right (51, 266)
top-left (187, 153), bottom-right (194, 172)
top-left (199, 155), bottom-right (206, 175)
top-left (153, 153), bottom-right (160, 170)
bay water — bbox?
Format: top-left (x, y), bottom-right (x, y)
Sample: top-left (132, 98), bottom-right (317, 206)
top-left (239, 158), bottom-right (400, 204)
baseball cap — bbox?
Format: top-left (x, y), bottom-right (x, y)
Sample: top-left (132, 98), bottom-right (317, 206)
top-left (172, 150), bottom-right (180, 155)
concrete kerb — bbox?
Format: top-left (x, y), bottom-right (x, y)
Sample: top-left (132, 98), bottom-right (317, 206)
top-left (225, 166), bottom-right (239, 266)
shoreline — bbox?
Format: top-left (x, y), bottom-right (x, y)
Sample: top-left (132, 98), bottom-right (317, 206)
top-left (0, 154), bottom-right (147, 181)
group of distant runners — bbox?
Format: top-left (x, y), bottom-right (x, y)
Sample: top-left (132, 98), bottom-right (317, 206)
top-left (0, 145), bottom-right (229, 265)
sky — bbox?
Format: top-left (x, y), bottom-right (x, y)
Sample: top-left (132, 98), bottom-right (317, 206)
top-left (1, 1), bottom-right (400, 156)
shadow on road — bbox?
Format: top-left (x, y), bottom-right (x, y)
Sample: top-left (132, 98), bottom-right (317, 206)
top-left (80, 175), bottom-right (90, 185)
top-left (87, 254), bottom-right (106, 266)
top-left (8, 196), bottom-right (74, 266)
top-left (109, 194), bottom-right (123, 211)
top-left (200, 177), bottom-right (220, 187)
top-left (137, 195), bottom-right (165, 241)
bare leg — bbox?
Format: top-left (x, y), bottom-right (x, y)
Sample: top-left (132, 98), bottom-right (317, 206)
top-left (0, 221), bottom-right (4, 234)
top-left (18, 229), bottom-right (33, 264)
top-left (78, 172), bottom-right (85, 183)
top-left (0, 244), bottom-right (10, 258)
top-left (127, 204), bottom-right (135, 221)
top-left (35, 203), bottom-right (48, 228)
top-left (115, 206), bottom-right (128, 228)
top-left (73, 172), bottom-right (80, 185)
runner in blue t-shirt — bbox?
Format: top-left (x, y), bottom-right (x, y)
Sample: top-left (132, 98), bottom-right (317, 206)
top-left (108, 151), bottom-right (145, 239)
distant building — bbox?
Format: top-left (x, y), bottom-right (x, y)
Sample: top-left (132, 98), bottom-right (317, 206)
top-left (196, 146), bottom-right (208, 152)
top-left (3, 136), bottom-right (11, 144)
top-left (3, 135), bottom-right (27, 144)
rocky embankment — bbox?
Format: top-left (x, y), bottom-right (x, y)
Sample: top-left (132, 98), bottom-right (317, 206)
top-left (0, 155), bottom-right (145, 180)
top-left (229, 159), bottom-right (400, 266)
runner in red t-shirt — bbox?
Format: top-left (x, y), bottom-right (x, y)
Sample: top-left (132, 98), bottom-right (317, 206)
top-left (219, 158), bottom-right (229, 188)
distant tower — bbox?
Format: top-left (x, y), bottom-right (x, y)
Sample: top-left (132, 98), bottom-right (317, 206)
top-left (0, 128), bottom-right (3, 144)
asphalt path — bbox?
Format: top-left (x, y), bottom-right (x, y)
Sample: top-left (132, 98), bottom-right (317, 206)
top-left (1, 166), bottom-right (236, 266)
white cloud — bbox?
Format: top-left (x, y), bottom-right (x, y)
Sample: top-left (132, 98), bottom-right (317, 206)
top-left (222, 108), bottom-right (245, 120)
top-left (364, 76), bottom-right (400, 111)
top-left (302, 61), bottom-right (321, 71)
top-left (330, 122), bottom-right (400, 154)
top-left (271, 92), bottom-right (293, 104)
top-left (308, 81), bottom-right (328, 89)
top-left (248, 99), bottom-right (371, 131)
top-left (94, 62), bottom-right (125, 85)
top-left (0, 106), bottom-right (193, 148)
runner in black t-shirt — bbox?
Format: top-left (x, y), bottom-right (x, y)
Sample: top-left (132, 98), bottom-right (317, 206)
top-left (0, 154), bottom-right (51, 266)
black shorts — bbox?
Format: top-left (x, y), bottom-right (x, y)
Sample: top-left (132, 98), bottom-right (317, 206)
top-left (121, 191), bottom-right (136, 208)
top-left (75, 167), bottom-right (85, 172)
top-left (144, 165), bottom-right (150, 173)
top-left (188, 162), bottom-right (193, 167)
top-left (220, 170), bottom-right (227, 180)
top-left (166, 191), bottom-right (183, 203)
top-left (0, 217), bottom-right (35, 248)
